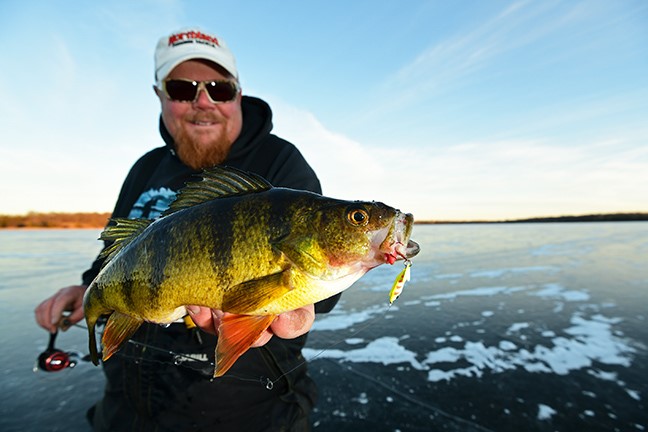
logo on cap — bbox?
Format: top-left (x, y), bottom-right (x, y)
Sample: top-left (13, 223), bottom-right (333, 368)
top-left (168, 31), bottom-right (220, 48)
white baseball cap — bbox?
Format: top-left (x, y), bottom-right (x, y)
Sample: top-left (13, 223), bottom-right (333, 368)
top-left (154, 27), bottom-right (238, 87)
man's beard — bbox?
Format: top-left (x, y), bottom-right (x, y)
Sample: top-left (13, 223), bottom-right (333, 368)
top-left (173, 126), bottom-right (232, 170)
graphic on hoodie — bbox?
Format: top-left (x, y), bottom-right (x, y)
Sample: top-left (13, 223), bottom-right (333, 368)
top-left (128, 187), bottom-right (177, 219)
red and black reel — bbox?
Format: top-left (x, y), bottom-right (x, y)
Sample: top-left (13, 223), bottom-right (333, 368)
top-left (36, 331), bottom-right (80, 372)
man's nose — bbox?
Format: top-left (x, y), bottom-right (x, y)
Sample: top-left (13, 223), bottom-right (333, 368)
top-left (193, 86), bottom-right (214, 107)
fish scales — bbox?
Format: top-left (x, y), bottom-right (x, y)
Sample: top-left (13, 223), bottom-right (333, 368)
top-left (115, 192), bottom-right (292, 316)
top-left (84, 166), bottom-right (420, 377)
top-left (158, 207), bottom-right (231, 308)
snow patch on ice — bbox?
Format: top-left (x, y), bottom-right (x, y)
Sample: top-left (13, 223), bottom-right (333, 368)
top-left (507, 322), bottom-right (530, 334)
top-left (626, 389), bottom-right (641, 401)
top-left (312, 305), bottom-right (384, 331)
top-left (353, 392), bottom-right (369, 404)
top-left (423, 314), bottom-right (637, 384)
top-left (425, 285), bottom-right (528, 300)
top-left (469, 266), bottom-right (558, 278)
top-left (537, 404), bottom-right (556, 420)
top-left (303, 337), bottom-right (426, 370)
top-left (532, 283), bottom-right (590, 301)
top-left (434, 273), bottom-right (463, 280)
top-left (421, 282), bottom-right (589, 306)
top-left (499, 341), bottom-right (517, 351)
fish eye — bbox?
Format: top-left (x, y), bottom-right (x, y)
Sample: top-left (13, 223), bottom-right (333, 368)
top-left (347, 207), bottom-right (369, 226)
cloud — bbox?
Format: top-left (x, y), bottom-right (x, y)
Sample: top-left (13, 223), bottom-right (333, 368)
top-left (374, 2), bottom-right (573, 110)
top-left (266, 95), bottom-right (648, 220)
top-left (361, 0), bottom-right (643, 130)
top-left (265, 96), bottom-right (386, 199)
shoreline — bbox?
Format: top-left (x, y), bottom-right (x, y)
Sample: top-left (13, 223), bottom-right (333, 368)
top-left (1, 212), bottom-right (646, 229)
top-left (0, 227), bottom-right (104, 231)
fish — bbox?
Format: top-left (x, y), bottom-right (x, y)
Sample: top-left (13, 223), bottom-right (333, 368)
top-left (83, 166), bottom-right (420, 377)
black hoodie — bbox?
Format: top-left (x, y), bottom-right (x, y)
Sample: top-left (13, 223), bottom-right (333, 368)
top-left (86, 96), bottom-right (338, 432)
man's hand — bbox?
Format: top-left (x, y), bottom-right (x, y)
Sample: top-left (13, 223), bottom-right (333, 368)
top-left (34, 285), bottom-right (87, 333)
top-left (186, 304), bottom-right (316, 347)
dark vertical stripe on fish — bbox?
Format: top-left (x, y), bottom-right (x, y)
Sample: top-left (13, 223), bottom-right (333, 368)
top-left (147, 230), bottom-right (167, 309)
top-left (266, 189), bottom-right (291, 244)
top-left (206, 200), bottom-right (234, 286)
top-left (120, 252), bottom-right (138, 310)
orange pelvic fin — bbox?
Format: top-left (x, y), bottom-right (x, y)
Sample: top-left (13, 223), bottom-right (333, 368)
top-left (214, 314), bottom-right (277, 377)
top-left (101, 311), bottom-right (143, 362)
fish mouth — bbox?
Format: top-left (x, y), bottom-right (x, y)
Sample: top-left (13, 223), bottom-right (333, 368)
top-left (378, 212), bottom-right (420, 264)
top-left (400, 239), bottom-right (420, 259)
top-left (384, 239), bottom-right (420, 264)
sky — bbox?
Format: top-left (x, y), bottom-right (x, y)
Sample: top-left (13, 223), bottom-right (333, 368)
top-left (1, 0), bottom-right (646, 221)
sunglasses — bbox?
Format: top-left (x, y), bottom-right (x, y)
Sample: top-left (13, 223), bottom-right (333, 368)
top-left (162, 79), bottom-right (240, 103)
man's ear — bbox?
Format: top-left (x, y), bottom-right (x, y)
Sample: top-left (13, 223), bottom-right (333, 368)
top-left (153, 85), bottom-right (163, 100)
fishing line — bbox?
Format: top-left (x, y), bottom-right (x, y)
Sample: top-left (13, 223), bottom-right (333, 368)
top-left (263, 301), bottom-right (400, 389)
top-left (325, 359), bottom-right (496, 432)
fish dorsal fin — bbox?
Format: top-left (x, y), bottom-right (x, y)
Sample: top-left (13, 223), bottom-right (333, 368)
top-left (163, 166), bottom-right (273, 216)
top-left (98, 218), bottom-right (152, 264)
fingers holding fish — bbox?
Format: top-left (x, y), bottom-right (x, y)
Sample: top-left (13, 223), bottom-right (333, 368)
top-left (265, 304), bottom-right (315, 342)
top-left (248, 304), bottom-right (315, 348)
top-left (186, 306), bottom-right (224, 335)
top-left (187, 304), bottom-right (314, 346)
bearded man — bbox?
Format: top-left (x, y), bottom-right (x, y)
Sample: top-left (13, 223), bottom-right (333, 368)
top-left (35, 27), bottom-right (338, 432)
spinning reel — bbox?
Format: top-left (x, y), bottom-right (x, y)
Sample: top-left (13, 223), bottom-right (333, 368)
top-left (36, 331), bottom-right (83, 372)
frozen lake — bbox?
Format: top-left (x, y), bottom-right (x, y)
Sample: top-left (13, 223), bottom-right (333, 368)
top-left (0, 223), bottom-right (646, 431)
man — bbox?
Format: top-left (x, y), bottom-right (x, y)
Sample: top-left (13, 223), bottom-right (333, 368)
top-left (34, 27), bottom-right (338, 431)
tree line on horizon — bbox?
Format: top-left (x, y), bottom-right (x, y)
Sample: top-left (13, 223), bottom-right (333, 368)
top-left (418, 212), bottom-right (648, 224)
top-left (0, 212), bottom-right (111, 229)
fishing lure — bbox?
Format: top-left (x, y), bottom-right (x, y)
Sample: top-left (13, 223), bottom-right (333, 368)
top-left (389, 260), bottom-right (412, 305)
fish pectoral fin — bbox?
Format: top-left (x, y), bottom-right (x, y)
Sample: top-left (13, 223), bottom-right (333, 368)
top-left (222, 270), bottom-right (293, 314)
top-left (101, 312), bottom-right (143, 362)
top-left (214, 314), bottom-right (277, 377)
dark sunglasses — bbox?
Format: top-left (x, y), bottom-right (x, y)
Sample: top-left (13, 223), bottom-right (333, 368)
top-left (162, 79), bottom-right (240, 103)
